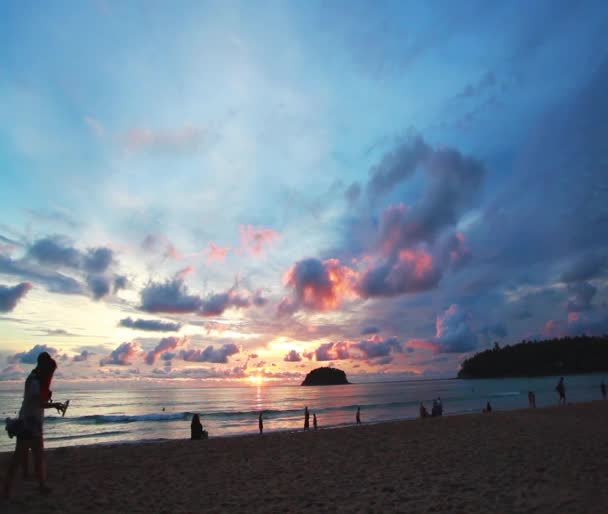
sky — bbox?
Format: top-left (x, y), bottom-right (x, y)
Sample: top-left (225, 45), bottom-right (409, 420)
top-left (1, 0), bottom-right (608, 385)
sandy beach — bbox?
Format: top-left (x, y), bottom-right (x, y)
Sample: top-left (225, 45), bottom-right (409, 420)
top-left (1, 401), bottom-right (607, 513)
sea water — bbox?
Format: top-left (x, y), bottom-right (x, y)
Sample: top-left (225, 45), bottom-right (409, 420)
top-left (0, 374), bottom-right (605, 452)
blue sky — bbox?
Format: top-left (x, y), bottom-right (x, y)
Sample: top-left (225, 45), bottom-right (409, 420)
top-left (1, 0), bottom-right (607, 383)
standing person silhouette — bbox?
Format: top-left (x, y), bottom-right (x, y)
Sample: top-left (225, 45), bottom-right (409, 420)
top-left (356, 407), bottom-right (361, 425)
top-left (258, 412), bottom-right (264, 434)
top-left (556, 377), bottom-right (566, 405)
top-left (304, 406), bottom-right (310, 431)
top-left (313, 413), bottom-right (318, 431)
top-left (3, 352), bottom-right (65, 497)
top-left (601, 381), bottom-right (606, 400)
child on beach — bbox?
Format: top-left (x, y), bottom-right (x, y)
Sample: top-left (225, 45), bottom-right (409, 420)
top-left (419, 403), bottom-right (429, 418)
top-left (528, 391), bottom-right (536, 408)
top-left (313, 413), bottom-right (318, 431)
top-left (258, 412), bottom-right (263, 434)
top-left (3, 352), bottom-right (65, 497)
top-left (304, 406), bottom-right (310, 431)
top-left (601, 381), bottom-right (606, 400)
top-left (356, 407), bottom-right (361, 424)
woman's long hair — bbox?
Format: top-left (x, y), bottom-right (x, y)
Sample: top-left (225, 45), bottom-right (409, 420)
top-left (36, 352), bottom-right (57, 402)
top-left (191, 414), bottom-right (201, 427)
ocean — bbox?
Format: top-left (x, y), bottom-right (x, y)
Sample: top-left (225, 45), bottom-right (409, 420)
top-left (1, 374), bottom-right (605, 452)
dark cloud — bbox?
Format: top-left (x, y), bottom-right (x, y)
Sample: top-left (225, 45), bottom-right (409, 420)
top-left (355, 337), bottom-right (402, 359)
top-left (456, 71), bottom-right (496, 99)
top-left (0, 282), bottom-right (32, 312)
top-left (180, 343), bottom-right (240, 364)
top-left (73, 350), bottom-right (93, 362)
top-left (313, 342), bottom-right (351, 361)
top-left (360, 325), bottom-right (380, 335)
top-left (141, 279), bottom-right (202, 313)
top-left (28, 236), bottom-right (82, 269)
top-left (7, 344), bottom-right (59, 364)
top-left (87, 274), bottom-right (112, 300)
top-left (83, 247), bottom-right (114, 274)
top-left (366, 136), bottom-right (430, 202)
top-left (435, 305), bottom-right (478, 353)
top-left (283, 350), bottom-right (302, 362)
top-left (0, 255), bottom-right (84, 295)
top-left (566, 281), bottom-right (597, 313)
top-left (561, 253), bottom-right (606, 283)
top-left (141, 278), bottom-right (265, 317)
top-left (119, 317), bottom-right (182, 332)
top-left (99, 342), bottom-right (140, 366)
top-left (145, 336), bottom-right (187, 365)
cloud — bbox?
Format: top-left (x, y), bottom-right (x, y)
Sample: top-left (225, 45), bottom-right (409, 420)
top-left (99, 342), bottom-right (141, 366)
top-left (0, 364), bottom-right (27, 381)
top-left (561, 253), bottom-right (606, 283)
top-left (0, 255), bottom-right (83, 294)
top-left (180, 343), bottom-right (240, 363)
top-left (313, 341), bottom-right (351, 361)
top-left (281, 136), bottom-right (484, 313)
top-left (239, 225), bottom-right (280, 256)
top-left (0, 282), bottom-right (32, 312)
top-left (354, 337), bottom-right (402, 359)
top-left (456, 71), bottom-right (496, 99)
top-left (207, 242), bottom-right (229, 263)
top-left (434, 304), bottom-right (478, 353)
top-left (8, 344), bottom-right (59, 364)
top-left (119, 317), bottom-right (182, 332)
top-left (122, 125), bottom-right (207, 153)
top-left (566, 281), bottom-right (597, 313)
top-left (360, 325), bottom-right (380, 335)
top-left (140, 234), bottom-right (181, 260)
top-left (145, 336), bottom-right (188, 365)
top-left (28, 236), bottom-right (114, 274)
top-left (403, 305), bottom-right (478, 354)
top-left (140, 279), bottom-right (203, 313)
top-left (140, 278), bottom-right (265, 317)
top-left (283, 350), bottom-right (302, 362)
top-left (279, 258), bottom-right (358, 314)
top-left (73, 350), bottom-right (93, 362)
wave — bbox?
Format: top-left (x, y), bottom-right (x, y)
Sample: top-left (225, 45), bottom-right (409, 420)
top-left (47, 412), bottom-right (192, 425)
top-left (45, 430), bottom-right (130, 441)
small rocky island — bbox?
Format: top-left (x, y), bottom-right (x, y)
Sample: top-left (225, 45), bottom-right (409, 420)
top-left (301, 367), bottom-right (350, 386)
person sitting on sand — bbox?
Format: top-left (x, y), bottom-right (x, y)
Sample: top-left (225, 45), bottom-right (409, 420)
top-left (356, 407), bottom-right (361, 425)
top-left (556, 377), bottom-right (566, 405)
top-left (313, 413), bottom-right (318, 431)
top-left (304, 406), bottom-right (310, 431)
top-left (258, 412), bottom-right (263, 434)
top-left (191, 414), bottom-right (204, 440)
top-left (601, 381), bottom-right (606, 400)
top-left (3, 352), bottom-right (65, 497)
top-left (419, 402), bottom-right (429, 418)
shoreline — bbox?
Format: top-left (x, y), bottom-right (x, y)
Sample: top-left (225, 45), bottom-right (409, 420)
top-left (1, 401), bottom-right (607, 512)
top-left (2, 398), bottom-right (603, 455)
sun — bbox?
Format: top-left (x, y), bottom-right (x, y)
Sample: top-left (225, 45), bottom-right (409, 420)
top-left (248, 375), bottom-right (265, 385)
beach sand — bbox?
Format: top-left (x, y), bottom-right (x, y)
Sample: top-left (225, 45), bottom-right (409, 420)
top-left (1, 401), bottom-right (607, 513)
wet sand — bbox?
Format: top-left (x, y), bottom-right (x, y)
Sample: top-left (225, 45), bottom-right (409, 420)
top-left (1, 401), bottom-right (607, 513)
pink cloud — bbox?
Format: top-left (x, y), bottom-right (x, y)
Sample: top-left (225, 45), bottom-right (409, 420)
top-left (239, 225), bottom-right (280, 256)
top-left (123, 125), bottom-right (206, 153)
top-left (176, 266), bottom-right (195, 279)
top-left (405, 339), bottom-right (441, 352)
top-left (279, 258), bottom-right (359, 314)
top-left (207, 242), bottom-right (230, 263)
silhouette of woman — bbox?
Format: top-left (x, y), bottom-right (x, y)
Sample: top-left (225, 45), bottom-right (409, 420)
top-left (3, 352), bottom-right (64, 497)
top-left (191, 414), bottom-right (204, 440)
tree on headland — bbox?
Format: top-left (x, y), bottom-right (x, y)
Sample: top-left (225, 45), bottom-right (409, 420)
top-left (301, 367), bottom-right (349, 386)
top-left (458, 335), bottom-right (608, 378)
